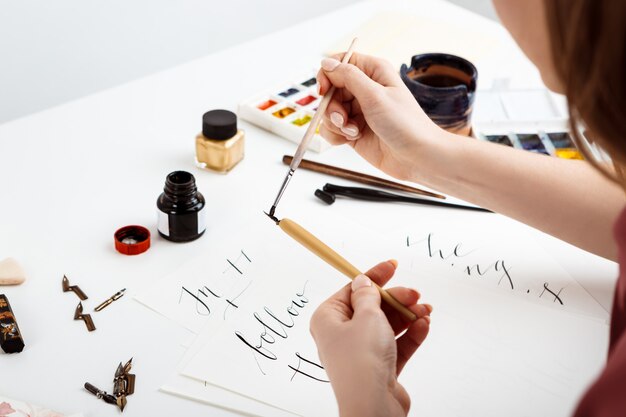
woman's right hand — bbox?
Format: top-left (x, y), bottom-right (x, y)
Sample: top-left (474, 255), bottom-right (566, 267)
top-left (317, 53), bottom-right (446, 181)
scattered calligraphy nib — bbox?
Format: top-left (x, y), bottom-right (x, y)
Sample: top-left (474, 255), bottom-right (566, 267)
top-left (113, 357), bottom-right (135, 412)
top-left (123, 357), bottom-right (133, 374)
top-left (117, 395), bottom-right (127, 412)
top-left (74, 302), bottom-right (84, 319)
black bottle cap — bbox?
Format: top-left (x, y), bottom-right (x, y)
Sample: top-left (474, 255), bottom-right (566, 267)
top-left (202, 110), bottom-right (238, 140)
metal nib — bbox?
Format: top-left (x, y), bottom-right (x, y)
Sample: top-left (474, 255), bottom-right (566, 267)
top-left (264, 211), bottom-right (279, 224)
top-left (117, 395), bottom-right (127, 412)
top-left (112, 357), bottom-right (135, 412)
top-left (63, 275), bottom-right (88, 300)
top-left (122, 357), bottom-right (133, 374)
top-left (74, 302), bottom-right (96, 331)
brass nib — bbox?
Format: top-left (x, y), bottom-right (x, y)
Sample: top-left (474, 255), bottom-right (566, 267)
top-left (74, 302), bottom-right (96, 332)
top-left (85, 358), bottom-right (135, 412)
top-left (113, 357), bottom-right (135, 412)
top-left (117, 395), bottom-right (127, 412)
top-left (62, 275), bottom-right (88, 300)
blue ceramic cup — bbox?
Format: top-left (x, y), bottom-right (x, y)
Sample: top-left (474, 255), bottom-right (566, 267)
top-left (400, 53), bottom-right (477, 136)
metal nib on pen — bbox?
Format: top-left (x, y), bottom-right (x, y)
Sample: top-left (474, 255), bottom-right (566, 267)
top-left (95, 288), bottom-right (126, 312)
top-left (264, 211), bottom-right (280, 225)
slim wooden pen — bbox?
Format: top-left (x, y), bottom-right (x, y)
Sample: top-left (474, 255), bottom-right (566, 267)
top-left (282, 155), bottom-right (446, 200)
top-left (273, 217), bottom-right (417, 322)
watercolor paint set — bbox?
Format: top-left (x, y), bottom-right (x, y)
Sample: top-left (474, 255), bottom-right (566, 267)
top-left (238, 74), bottom-right (332, 152)
top-left (477, 131), bottom-right (583, 159)
top-left (240, 75), bottom-right (590, 159)
top-left (472, 88), bottom-right (584, 159)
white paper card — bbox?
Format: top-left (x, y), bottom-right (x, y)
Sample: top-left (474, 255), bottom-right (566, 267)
top-left (177, 214), bottom-right (608, 417)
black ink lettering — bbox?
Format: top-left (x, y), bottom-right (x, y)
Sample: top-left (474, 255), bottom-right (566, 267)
top-left (296, 282), bottom-right (309, 299)
top-left (408, 233), bottom-right (516, 292)
top-left (253, 353), bottom-right (266, 375)
top-left (235, 331), bottom-right (277, 360)
top-left (264, 307), bottom-right (295, 328)
top-left (540, 283), bottom-right (564, 305)
top-left (254, 312), bottom-right (288, 339)
top-left (180, 286), bottom-right (211, 315)
top-left (495, 260), bottom-right (514, 290)
top-left (223, 281), bottom-right (253, 320)
top-left (199, 286), bottom-right (221, 298)
top-left (234, 281), bottom-right (310, 366)
top-left (289, 352), bottom-right (330, 383)
top-left (427, 233), bottom-right (434, 257)
top-left (227, 259), bottom-right (243, 274)
top-left (223, 249), bottom-right (253, 275)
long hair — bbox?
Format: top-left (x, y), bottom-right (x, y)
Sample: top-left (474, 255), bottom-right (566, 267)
top-left (544, 1), bottom-right (626, 185)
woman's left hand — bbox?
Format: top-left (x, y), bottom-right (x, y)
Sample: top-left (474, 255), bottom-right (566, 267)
top-left (310, 260), bottom-right (431, 417)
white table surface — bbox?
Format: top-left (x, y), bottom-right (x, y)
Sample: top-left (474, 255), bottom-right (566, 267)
top-left (0, 0), bottom-right (618, 416)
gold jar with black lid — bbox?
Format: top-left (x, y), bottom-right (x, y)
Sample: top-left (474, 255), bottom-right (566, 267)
top-left (195, 109), bottom-right (245, 173)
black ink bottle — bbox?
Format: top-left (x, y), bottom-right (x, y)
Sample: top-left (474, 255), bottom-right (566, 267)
top-left (157, 171), bottom-right (206, 242)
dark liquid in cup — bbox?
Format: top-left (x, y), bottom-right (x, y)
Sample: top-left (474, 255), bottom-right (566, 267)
top-left (414, 74), bottom-right (467, 88)
top-left (401, 54), bottom-right (478, 136)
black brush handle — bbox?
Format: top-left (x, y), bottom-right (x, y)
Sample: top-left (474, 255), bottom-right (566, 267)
top-left (323, 184), bottom-right (492, 213)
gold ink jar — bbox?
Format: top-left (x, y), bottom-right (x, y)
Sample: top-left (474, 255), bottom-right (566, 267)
top-left (195, 109), bottom-right (245, 173)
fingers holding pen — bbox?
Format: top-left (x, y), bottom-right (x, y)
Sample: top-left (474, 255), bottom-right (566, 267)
top-left (350, 278), bottom-right (431, 375)
top-left (318, 52), bottom-right (401, 92)
top-left (328, 112), bottom-right (364, 141)
top-left (383, 287), bottom-right (432, 335)
top-left (311, 260), bottom-right (400, 329)
top-left (319, 123), bottom-right (350, 146)
top-left (325, 98), bottom-right (363, 141)
top-left (396, 315), bottom-right (430, 375)
top-left (364, 260), bottom-right (431, 336)
top-left (379, 289), bottom-right (431, 377)
top-left (319, 57), bottom-right (382, 108)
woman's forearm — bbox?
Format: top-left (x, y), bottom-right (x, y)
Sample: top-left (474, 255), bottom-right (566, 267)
top-left (412, 131), bottom-right (625, 260)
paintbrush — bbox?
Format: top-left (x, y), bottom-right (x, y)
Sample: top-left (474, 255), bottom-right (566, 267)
top-left (264, 214), bottom-right (417, 322)
top-left (268, 38), bottom-right (359, 218)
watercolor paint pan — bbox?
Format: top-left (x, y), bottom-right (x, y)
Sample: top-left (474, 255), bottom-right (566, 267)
top-left (472, 87), bottom-right (590, 160)
top-left (477, 130), bottom-right (584, 160)
top-left (238, 73), bottom-right (329, 152)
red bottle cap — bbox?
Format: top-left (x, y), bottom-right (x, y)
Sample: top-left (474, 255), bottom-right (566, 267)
top-left (114, 225), bottom-right (151, 255)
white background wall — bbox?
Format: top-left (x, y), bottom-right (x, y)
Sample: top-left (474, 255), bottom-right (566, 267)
top-left (0, 0), bottom-right (496, 125)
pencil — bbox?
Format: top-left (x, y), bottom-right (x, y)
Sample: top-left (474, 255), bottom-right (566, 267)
top-left (282, 155), bottom-right (446, 200)
top-left (276, 217), bottom-right (417, 322)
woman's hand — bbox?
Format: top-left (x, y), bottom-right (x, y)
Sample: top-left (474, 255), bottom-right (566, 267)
top-left (310, 260), bottom-right (431, 417)
top-left (316, 53), bottom-right (445, 181)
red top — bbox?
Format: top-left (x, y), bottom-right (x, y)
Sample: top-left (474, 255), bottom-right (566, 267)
top-left (574, 208), bottom-right (626, 416)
